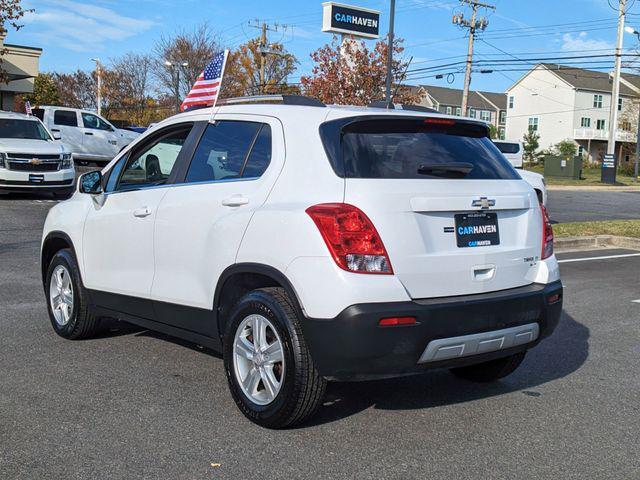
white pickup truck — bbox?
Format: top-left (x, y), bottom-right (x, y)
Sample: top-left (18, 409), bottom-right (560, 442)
top-left (33, 106), bottom-right (139, 166)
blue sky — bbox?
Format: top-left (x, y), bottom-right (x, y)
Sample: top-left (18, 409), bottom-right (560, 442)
top-left (10, 0), bottom-right (640, 94)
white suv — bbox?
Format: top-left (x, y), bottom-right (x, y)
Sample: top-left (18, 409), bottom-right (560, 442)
top-left (0, 111), bottom-right (74, 197)
top-left (41, 96), bottom-right (563, 428)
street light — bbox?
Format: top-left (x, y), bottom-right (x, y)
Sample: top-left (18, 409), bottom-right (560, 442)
top-left (164, 60), bottom-right (189, 113)
top-left (91, 58), bottom-right (102, 116)
top-left (624, 26), bottom-right (640, 182)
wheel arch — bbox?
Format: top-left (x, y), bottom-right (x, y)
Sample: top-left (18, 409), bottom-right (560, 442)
top-left (214, 263), bottom-right (304, 343)
top-left (41, 231), bottom-right (79, 288)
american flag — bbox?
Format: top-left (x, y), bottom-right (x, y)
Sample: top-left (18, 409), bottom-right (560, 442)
top-left (180, 50), bottom-right (228, 112)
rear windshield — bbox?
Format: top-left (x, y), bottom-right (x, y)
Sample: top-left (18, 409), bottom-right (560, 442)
top-left (493, 142), bottom-right (520, 154)
top-left (320, 117), bottom-right (519, 180)
top-left (0, 118), bottom-right (51, 141)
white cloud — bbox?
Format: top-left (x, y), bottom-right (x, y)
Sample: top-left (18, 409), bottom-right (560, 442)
top-left (561, 32), bottom-right (613, 52)
top-left (22, 0), bottom-right (155, 52)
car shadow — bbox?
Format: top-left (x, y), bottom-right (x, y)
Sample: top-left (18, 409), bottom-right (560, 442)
top-left (305, 311), bottom-right (588, 427)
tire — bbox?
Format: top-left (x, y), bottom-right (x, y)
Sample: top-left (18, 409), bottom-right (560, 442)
top-left (45, 248), bottom-right (101, 340)
top-left (449, 352), bottom-right (526, 383)
top-left (223, 287), bottom-right (326, 429)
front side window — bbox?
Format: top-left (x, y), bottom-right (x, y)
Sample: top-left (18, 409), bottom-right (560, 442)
top-left (528, 117), bottom-right (539, 132)
top-left (0, 119), bottom-right (51, 140)
top-left (54, 110), bottom-right (78, 127)
top-left (185, 121), bottom-right (272, 183)
top-left (82, 113), bottom-right (113, 131)
top-left (593, 94), bottom-right (603, 108)
top-left (117, 126), bottom-right (191, 191)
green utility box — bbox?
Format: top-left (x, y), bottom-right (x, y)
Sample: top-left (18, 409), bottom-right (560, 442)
top-left (544, 155), bottom-right (582, 179)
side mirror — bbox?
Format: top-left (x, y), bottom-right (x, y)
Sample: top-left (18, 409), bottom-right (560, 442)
top-left (79, 170), bottom-right (103, 195)
top-left (52, 132), bottom-right (62, 140)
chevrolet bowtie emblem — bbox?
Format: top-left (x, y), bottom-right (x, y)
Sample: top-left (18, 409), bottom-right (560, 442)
top-left (472, 197), bottom-right (495, 209)
top-left (29, 158), bottom-right (42, 165)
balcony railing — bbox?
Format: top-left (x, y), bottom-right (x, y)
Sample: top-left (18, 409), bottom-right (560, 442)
top-left (573, 128), bottom-right (636, 142)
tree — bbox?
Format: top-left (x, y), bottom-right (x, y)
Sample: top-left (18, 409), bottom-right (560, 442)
top-left (17, 73), bottom-right (60, 109)
top-left (300, 36), bottom-right (419, 106)
top-left (222, 39), bottom-right (298, 98)
top-left (488, 124), bottom-right (498, 140)
top-left (50, 70), bottom-right (96, 109)
top-left (554, 139), bottom-right (577, 157)
top-left (523, 131), bottom-right (540, 163)
top-left (152, 24), bottom-right (222, 109)
top-left (0, 0), bottom-right (33, 82)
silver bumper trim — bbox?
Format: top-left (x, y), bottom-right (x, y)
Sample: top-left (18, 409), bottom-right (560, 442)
top-left (418, 322), bottom-right (540, 364)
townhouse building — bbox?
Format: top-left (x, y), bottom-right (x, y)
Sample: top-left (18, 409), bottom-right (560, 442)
top-left (0, 33), bottom-right (42, 111)
top-left (505, 63), bottom-right (640, 164)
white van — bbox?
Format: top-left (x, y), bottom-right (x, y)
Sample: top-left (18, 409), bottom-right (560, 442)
top-left (494, 141), bottom-right (524, 168)
top-left (33, 106), bottom-right (139, 166)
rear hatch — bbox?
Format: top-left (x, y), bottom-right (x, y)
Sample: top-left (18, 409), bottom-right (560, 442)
top-left (320, 115), bottom-right (541, 299)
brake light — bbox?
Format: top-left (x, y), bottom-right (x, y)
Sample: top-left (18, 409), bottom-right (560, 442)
top-left (379, 316), bottom-right (416, 327)
top-left (423, 118), bottom-right (456, 126)
top-left (541, 204), bottom-right (554, 260)
top-left (305, 203), bottom-right (393, 274)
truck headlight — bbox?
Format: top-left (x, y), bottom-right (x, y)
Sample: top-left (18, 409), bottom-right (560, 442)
top-left (61, 153), bottom-right (73, 169)
top-left (0, 152), bottom-right (6, 169)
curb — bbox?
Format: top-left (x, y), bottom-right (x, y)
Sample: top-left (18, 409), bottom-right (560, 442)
top-left (555, 235), bottom-right (640, 252)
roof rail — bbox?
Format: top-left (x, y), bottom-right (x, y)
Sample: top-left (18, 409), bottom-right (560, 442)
top-left (366, 101), bottom-right (439, 113)
top-left (217, 95), bottom-right (325, 107)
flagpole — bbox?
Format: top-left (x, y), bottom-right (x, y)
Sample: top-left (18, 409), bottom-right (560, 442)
top-left (208, 49), bottom-right (230, 123)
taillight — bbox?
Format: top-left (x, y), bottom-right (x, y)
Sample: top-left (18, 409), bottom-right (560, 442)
top-left (541, 204), bottom-right (553, 260)
top-left (305, 203), bottom-right (393, 274)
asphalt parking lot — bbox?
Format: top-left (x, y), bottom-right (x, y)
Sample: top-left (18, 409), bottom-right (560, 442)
top-left (1, 194), bottom-right (639, 480)
top-left (547, 188), bottom-right (640, 223)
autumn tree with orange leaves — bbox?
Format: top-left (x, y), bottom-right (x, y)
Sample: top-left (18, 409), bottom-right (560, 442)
top-left (301, 36), bottom-right (419, 106)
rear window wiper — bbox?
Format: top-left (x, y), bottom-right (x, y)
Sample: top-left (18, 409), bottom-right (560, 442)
top-left (417, 162), bottom-right (473, 179)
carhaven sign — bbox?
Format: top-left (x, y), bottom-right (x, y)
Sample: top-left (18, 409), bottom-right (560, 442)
top-left (322, 2), bottom-right (380, 39)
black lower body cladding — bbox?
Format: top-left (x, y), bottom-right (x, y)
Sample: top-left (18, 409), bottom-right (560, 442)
top-left (301, 281), bottom-right (563, 380)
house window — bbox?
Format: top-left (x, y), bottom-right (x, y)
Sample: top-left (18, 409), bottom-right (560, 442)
top-left (578, 146), bottom-right (584, 157)
top-left (499, 110), bottom-right (506, 124)
top-left (621, 120), bottom-right (632, 131)
top-left (455, 107), bottom-right (462, 116)
top-left (618, 98), bottom-right (623, 111)
top-left (480, 110), bottom-right (491, 122)
top-left (446, 106), bottom-right (452, 115)
top-left (508, 96), bottom-right (514, 109)
top-left (593, 94), bottom-right (603, 108)
top-left (528, 117), bottom-right (539, 132)
top-left (499, 127), bottom-right (506, 140)
top-left (596, 119), bottom-right (606, 130)
top-left (580, 117), bottom-right (591, 128)
top-left (469, 108), bottom-right (476, 118)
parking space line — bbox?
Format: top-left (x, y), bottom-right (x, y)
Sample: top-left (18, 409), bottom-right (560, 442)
top-left (557, 253), bottom-right (640, 264)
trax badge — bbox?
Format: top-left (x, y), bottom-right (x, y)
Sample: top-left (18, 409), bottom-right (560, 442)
top-left (471, 197), bottom-right (495, 209)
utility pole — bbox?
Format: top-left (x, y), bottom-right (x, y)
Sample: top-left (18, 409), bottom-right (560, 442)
top-left (384, 0), bottom-right (396, 107)
top-left (453, 0), bottom-right (495, 117)
top-left (248, 20), bottom-right (282, 95)
top-left (91, 58), bottom-right (102, 116)
top-left (607, 0), bottom-right (626, 157)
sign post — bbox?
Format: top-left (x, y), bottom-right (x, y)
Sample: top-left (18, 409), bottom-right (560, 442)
top-left (601, 154), bottom-right (617, 184)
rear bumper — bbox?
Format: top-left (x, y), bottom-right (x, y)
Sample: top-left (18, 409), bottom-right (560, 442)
top-left (301, 281), bottom-right (563, 380)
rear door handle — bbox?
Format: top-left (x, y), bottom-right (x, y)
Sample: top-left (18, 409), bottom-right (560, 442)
top-left (133, 207), bottom-right (152, 218)
top-left (84, 132), bottom-right (94, 136)
top-left (221, 195), bottom-right (249, 207)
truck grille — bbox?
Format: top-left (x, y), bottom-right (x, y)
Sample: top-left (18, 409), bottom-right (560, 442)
top-left (8, 161), bottom-right (60, 172)
top-left (6, 153), bottom-right (62, 172)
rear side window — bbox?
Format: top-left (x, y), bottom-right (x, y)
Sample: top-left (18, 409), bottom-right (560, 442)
top-left (320, 117), bottom-right (519, 180)
top-left (494, 142), bottom-right (520, 154)
top-left (185, 121), bottom-right (271, 183)
top-left (54, 110), bottom-right (78, 127)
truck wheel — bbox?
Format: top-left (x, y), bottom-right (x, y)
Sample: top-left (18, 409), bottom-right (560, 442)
top-left (45, 248), bottom-right (100, 339)
top-left (223, 287), bottom-right (326, 429)
top-left (449, 352), bottom-right (526, 383)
